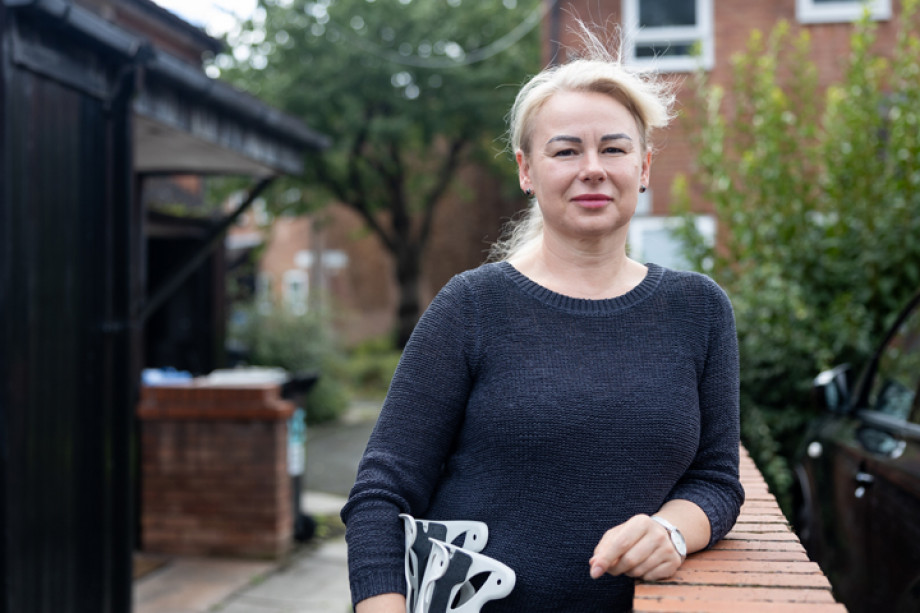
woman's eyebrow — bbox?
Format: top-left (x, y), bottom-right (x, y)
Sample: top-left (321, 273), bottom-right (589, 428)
top-left (546, 135), bottom-right (581, 145)
top-left (545, 133), bottom-right (633, 145)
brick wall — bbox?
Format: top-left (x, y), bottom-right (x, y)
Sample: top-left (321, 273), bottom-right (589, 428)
top-left (546, 0), bottom-right (905, 256)
top-left (138, 383), bottom-right (295, 559)
top-left (634, 448), bottom-right (846, 612)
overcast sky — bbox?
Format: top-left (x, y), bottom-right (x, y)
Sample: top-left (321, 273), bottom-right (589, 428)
top-left (152, 0), bottom-right (257, 35)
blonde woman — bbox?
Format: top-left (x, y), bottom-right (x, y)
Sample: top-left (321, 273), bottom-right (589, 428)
top-left (343, 33), bottom-right (742, 613)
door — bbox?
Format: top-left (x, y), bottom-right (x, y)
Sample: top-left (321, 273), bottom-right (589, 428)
top-left (859, 296), bottom-right (920, 612)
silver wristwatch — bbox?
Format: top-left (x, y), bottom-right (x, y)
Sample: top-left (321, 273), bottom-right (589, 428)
top-left (651, 516), bottom-right (687, 561)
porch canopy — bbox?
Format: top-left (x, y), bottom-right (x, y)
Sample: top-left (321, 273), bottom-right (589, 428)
top-left (134, 50), bottom-right (329, 176)
top-left (10, 0), bottom-right (329, 177)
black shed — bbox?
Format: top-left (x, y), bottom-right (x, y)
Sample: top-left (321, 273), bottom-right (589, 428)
top-left (0, 1), bottom-right (328, 611)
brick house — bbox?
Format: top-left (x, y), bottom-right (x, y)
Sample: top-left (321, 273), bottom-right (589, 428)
top-left (235, 166), bottom-right (521, 346)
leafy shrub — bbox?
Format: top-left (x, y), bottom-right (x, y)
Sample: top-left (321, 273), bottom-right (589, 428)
top-left (229, 302), bottom-right (349, 424)
top-left (674, 1), bottom-right (920, 513)
top-left (344, 335), bottom-right (402, 399)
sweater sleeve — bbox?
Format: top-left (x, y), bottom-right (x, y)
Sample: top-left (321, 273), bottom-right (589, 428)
top-left (340, 273), bottom-right (478, 606)
top-left (665, 279), bottom-right (744, 547)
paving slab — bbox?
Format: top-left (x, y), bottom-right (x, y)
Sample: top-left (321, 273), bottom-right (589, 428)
top-left (133, 400), bottom-right (380, 613)
top-left (134, 556), bottom-right (275, 613)
top-left (216, 539), bottom-right (352, 613)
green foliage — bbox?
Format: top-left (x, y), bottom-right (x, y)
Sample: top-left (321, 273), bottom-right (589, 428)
top-left (217, 0), bottom-right (543, 346)
top-left (675, 1), bottom-right (920, 512)
top-left (344, 335), bottom-right (402, 398)
top-left (230, 303), bottom-right (349, 424)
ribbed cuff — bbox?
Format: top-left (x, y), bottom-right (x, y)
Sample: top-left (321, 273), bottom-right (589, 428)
top-left (350, 569), bottom-right (406, 608)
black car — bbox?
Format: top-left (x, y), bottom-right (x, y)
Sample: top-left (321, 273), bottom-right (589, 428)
top-left (793, 289), bottom-right (920, 613)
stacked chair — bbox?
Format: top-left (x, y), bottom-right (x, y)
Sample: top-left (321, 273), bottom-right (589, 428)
top-left (400, 514), bottom-right (516, 613)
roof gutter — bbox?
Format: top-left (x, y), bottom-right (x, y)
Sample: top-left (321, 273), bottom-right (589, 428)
top-left (4, 0), bottom-right (330, 152)
top-left (5, 0), bottom-right (146, 59)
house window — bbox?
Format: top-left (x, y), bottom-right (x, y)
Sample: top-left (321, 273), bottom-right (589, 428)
top-left (256, 272), bottom-right (273, 314)
top-left (796, 0), bottom-right (891, 24)
top-left (622, 0), bottom-right (714, 72)
top-left (629, 215), bottom-right (715, 271)
top-left (283, 270), bottom-right (309, 316)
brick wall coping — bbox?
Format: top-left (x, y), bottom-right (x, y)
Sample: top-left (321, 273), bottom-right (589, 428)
top-left (633, 447), bottom-right (846, 612)
top-left (138, 381), bottom-right (295, 421)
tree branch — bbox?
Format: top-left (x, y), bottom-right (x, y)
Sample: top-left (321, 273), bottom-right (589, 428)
top-left (313, 153), bottom-right (397, 254)
top-left (345, 110), bottom-right (401, 254)
top-left (419, 137), bottom-right (468, 247)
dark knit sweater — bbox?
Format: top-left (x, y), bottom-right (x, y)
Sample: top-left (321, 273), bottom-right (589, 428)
top-left (341, 262), bottom-right (743, 612)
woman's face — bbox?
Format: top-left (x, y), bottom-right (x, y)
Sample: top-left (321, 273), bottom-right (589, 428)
top-left (517, 90), bottom-right (650, 246)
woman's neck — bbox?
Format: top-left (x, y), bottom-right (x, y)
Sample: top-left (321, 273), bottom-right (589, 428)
top-left (508, 234), bottom-right (648, 300)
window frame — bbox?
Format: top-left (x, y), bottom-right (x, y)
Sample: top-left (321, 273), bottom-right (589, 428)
top-left (282, 269), bottom-right (309, 316)
top-left (256, 272), bottom-right (273, 314)
top-left (796, 0), bottom-right (891, 24)
top-left (628, 214), bottom-right (716, 271)
top-left (622, 0), bottom-right (714, 73)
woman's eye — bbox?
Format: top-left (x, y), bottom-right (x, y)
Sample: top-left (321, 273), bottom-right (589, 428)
top-left (553, 148), bottom-right (577, 157)
top-left (603, 146), bottom-right (625, 155)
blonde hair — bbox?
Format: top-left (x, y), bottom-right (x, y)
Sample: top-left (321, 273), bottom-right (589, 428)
top-left (489, 25), bottom-right (675, 262)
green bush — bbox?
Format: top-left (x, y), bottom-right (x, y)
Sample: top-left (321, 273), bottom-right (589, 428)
top-left (229, 302), bottom-right (349, 425)
top-left (674, 1), bottom-right (920, 513)
top-left (344, 336), bottom-right (402, 399)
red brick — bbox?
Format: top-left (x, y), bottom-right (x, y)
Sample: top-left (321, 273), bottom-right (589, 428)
top-left (664, 570), bottom-right (832, 589)
top-left (636, 585), bottom-right (837, 603)
top-left (138, 381), bottom-right (294, 559)
top-left (711, 539), bottom-right (805, 552)
top-left (690, 550), bottom-right (810, 563)
top-left (635, 444), bottom-right (843, 610)
top-left (634, 600), bottom-right (847, 612)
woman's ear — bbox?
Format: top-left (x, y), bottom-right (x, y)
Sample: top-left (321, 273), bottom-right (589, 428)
top-left (516, 150), bottom-right (532, 194)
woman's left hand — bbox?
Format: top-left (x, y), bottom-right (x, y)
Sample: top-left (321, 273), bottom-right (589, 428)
top-left (589, 514), bottom-right (682, 581)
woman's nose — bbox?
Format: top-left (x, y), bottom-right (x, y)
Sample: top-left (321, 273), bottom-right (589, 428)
top-left (579, 152), bottom-right (605, 182)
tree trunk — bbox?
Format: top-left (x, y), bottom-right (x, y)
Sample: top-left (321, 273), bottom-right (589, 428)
top-left (394, 243), bottom-right (421, 349)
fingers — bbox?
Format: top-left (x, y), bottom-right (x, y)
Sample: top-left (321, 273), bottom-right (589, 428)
top-left (589, 515), bottom-right (682, 581)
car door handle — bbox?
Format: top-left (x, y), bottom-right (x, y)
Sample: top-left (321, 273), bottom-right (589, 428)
top-left (854, 471), bottom-right (875, 498)
top-left (854, 472), bottom-right (875, 485)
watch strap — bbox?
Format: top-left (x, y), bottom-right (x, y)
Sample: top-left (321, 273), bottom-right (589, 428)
top-left (651, 515), bottom-right (687, 561)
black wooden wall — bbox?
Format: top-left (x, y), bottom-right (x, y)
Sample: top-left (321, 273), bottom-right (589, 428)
top-left (0, 8), bottom-right (138, 612)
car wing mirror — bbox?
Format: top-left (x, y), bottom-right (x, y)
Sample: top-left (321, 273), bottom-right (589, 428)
top-left (813, 364), bottom-right (851, 414)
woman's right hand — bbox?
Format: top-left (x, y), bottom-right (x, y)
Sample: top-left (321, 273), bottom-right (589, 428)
top-left (355, 593), bottom-right (406, 613)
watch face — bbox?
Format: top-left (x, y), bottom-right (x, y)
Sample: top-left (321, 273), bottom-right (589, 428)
top-left (671, 530), bottom-right (687, 557)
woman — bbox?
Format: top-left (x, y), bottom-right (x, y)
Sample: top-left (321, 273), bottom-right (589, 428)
top-left (342, 36), bottom-right (743, 613)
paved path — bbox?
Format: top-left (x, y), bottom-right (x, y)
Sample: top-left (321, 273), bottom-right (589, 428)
top-left (302, 400), bottom-right (381, 498)
top-left (133, 401), bottom-right (381, 613)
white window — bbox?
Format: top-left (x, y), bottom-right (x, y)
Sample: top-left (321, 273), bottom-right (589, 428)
top-left (796, 0), bottom-right (891, 24)
top-left (629, 215), bottom-right (715, 271)
top-left (622, 0), bottom-right (714, 73)
top-left (283, 270), bottom-right (309, 316)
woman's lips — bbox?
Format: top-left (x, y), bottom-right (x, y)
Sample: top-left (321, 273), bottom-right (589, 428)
top-left (572, 194), bottom-right (611, 208)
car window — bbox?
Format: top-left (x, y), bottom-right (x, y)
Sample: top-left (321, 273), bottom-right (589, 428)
top-left (870, 300), bottom-right (920, 423)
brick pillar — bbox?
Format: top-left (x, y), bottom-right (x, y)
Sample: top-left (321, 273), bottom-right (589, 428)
top-left (138, 382), bottom-right (295, 559)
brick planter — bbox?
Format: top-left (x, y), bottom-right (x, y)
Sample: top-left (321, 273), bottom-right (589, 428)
top-left (138, 382), bottom-right (295, 559)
